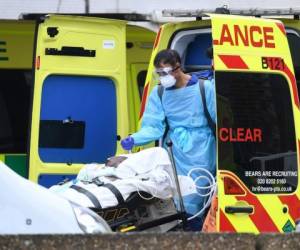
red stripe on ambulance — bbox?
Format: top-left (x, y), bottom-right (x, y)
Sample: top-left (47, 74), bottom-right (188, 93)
top-left (139, 82), bottom-right (149, 119)
top-left (220, 209), bottom-right (236, 232)
top-left (236, 194), bottom-right (279, 232)
top-left (261, 57), bottom-right (300, 108)
top-left (213, 39), bottom-right (219, 45)
top-left (261, 57), bottom-right (299, 109)
top-left (36, 56), bottom-right (40, 70)
top-left (276, 22), bottom-right (286, 36)
top-left (279, 194), bottom-right (300, 222)
top-left (282, 63), bottom-right (300, 109)
top-left (221, 171), bottom-right (279, 232)
top-left (153, 27), bottom-right (162, 49)
top-left (219, 55), bottom-right (249, 69)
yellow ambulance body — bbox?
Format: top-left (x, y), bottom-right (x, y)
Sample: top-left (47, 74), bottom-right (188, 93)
top-left (0, 15), bottom-right (155, 183)
top-left (140, 13), bottom-right (300, 233)
top-left (0, 20), bottom-right (35, 178)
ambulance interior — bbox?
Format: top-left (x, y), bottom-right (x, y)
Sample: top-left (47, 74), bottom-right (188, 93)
top-left (0, 70), bottom-right (32, 154)
top-left (170, 28), bottom-right (212, 72)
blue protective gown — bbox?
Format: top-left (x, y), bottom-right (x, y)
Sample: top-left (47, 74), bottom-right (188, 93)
top-left (131, 73), bottom-right (216, 218)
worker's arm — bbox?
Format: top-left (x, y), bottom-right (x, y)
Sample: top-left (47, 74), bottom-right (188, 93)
top-left (131, 86), bottom-right (166, 145)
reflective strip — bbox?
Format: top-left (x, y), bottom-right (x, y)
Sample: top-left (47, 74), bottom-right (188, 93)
top-left (281, 62), bottom-right (299, 109)
top-left (213, 39), bottom-right (219, 45)
top-left (258, 195), bottom-right (294, 232)
top-left (218, 55), bottom-right (249, 69)
top-left (220, 194), bottom-right (259, 233)
top-left (221, 171), bottom-right (279, 232)
top-left (220, 209), bottom-right (236, 232)
top-left (120, 225), bottom-right (136, 232)
top-left (139, 82), bottom-right (149, 119)
top-left (276, 22), bottom-right (286, 36)
top-left (236, 193), bottom-right (279, 232)
top-left (153, 27), bottom-right (162, 49)
top-left (0, 155), bottom-right (4, 163)
top-left (266, 59), bottom-right (300, 109)
top-left (279, 194), bottom-right (300, 222)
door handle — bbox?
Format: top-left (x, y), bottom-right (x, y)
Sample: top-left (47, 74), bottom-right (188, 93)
top-left (225, 206), bottom-right (253, 214)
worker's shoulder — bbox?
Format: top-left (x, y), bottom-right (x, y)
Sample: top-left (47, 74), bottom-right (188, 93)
top-left (202, 78), bottom-right (215, 91)
top-left (148, 84), bottom-right (160, 98)
top-left (150, 84), bottom-right (160, 94)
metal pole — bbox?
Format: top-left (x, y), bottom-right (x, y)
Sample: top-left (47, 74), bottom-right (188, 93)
top-left (166, 140), bottom-right (187, 227)
top-left (84, 0), bottom-right (90, 14)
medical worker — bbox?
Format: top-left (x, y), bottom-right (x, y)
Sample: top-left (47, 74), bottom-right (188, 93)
top-left (121, 49), bottom-right (216, 230)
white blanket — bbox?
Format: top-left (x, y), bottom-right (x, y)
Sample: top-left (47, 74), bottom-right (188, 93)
top-left (51, 148), bottom-right (196, 209)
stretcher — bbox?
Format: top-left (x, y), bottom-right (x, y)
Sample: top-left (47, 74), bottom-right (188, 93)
top-left (50, 145), bottom-right (191, 232)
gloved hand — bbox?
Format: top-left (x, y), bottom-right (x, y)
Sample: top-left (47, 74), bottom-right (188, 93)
top-left (121, 136), bottom-right (134, 151)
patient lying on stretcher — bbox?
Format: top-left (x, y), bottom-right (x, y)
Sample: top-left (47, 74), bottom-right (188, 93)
top-left (50, 147), bottom-right (197, 210)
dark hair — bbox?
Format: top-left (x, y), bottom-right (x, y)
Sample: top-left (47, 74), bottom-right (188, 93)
top-left (153, 49), bottom-right (181, 68)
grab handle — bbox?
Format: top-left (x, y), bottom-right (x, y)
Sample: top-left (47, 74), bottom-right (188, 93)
top-left (225, 206), bottom-right (253, 214)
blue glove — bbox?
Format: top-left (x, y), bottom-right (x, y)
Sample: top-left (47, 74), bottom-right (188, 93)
top-left (121, 136), bottom-right (134, 151)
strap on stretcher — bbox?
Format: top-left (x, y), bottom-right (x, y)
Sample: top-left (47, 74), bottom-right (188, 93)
top-left (70, 185), bottom-right (102, 208)
top-left (70, 183), bottom-right (125, 209)
top-left (103, 183), bottom-right (125, 204)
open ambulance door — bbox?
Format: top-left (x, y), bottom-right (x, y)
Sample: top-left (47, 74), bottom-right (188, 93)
top-left (29, 15), bottom-right (128, 186)
top-left (0, 20), bottom-right (35, 178)
top-left (211, 14), bottom-right (300, 233)
top-left (139, 18), bottom-right (212, 126)
top-left (126, 23), bottom-right (156, 134)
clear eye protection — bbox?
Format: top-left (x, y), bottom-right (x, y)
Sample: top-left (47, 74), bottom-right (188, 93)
top-left (154, 67), bottom-right (173, 77)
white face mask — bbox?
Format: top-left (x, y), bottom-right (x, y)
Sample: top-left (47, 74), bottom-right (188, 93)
top-left (159, 74), bottom-right (176, 88)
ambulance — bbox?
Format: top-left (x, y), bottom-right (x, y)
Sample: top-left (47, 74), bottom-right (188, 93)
top-left (25, 10), bottom-right (300, 233)
top-left (0, 19), bottom-right (35, 178)
top-left (139, 10), bottom-right (300, 233)
top-left (0, 15), bottom-right (155, 182)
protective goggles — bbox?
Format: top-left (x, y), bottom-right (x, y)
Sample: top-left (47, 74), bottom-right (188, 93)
top-left (154, 66), bottom-right (180, 77)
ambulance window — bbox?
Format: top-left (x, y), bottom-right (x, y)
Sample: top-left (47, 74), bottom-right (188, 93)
top-left (137, 70), bottom-right (147, 100)
top-left (216, 72), bottom-right (297, 194)
top-left (287, 31), bottom-right (300, 97)
top-left (39, 75), bottom-right (117, 164)
top-left (169, 28), bottom-right (212, 72)
top-left (0, 69), bottom-right (31, 153)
